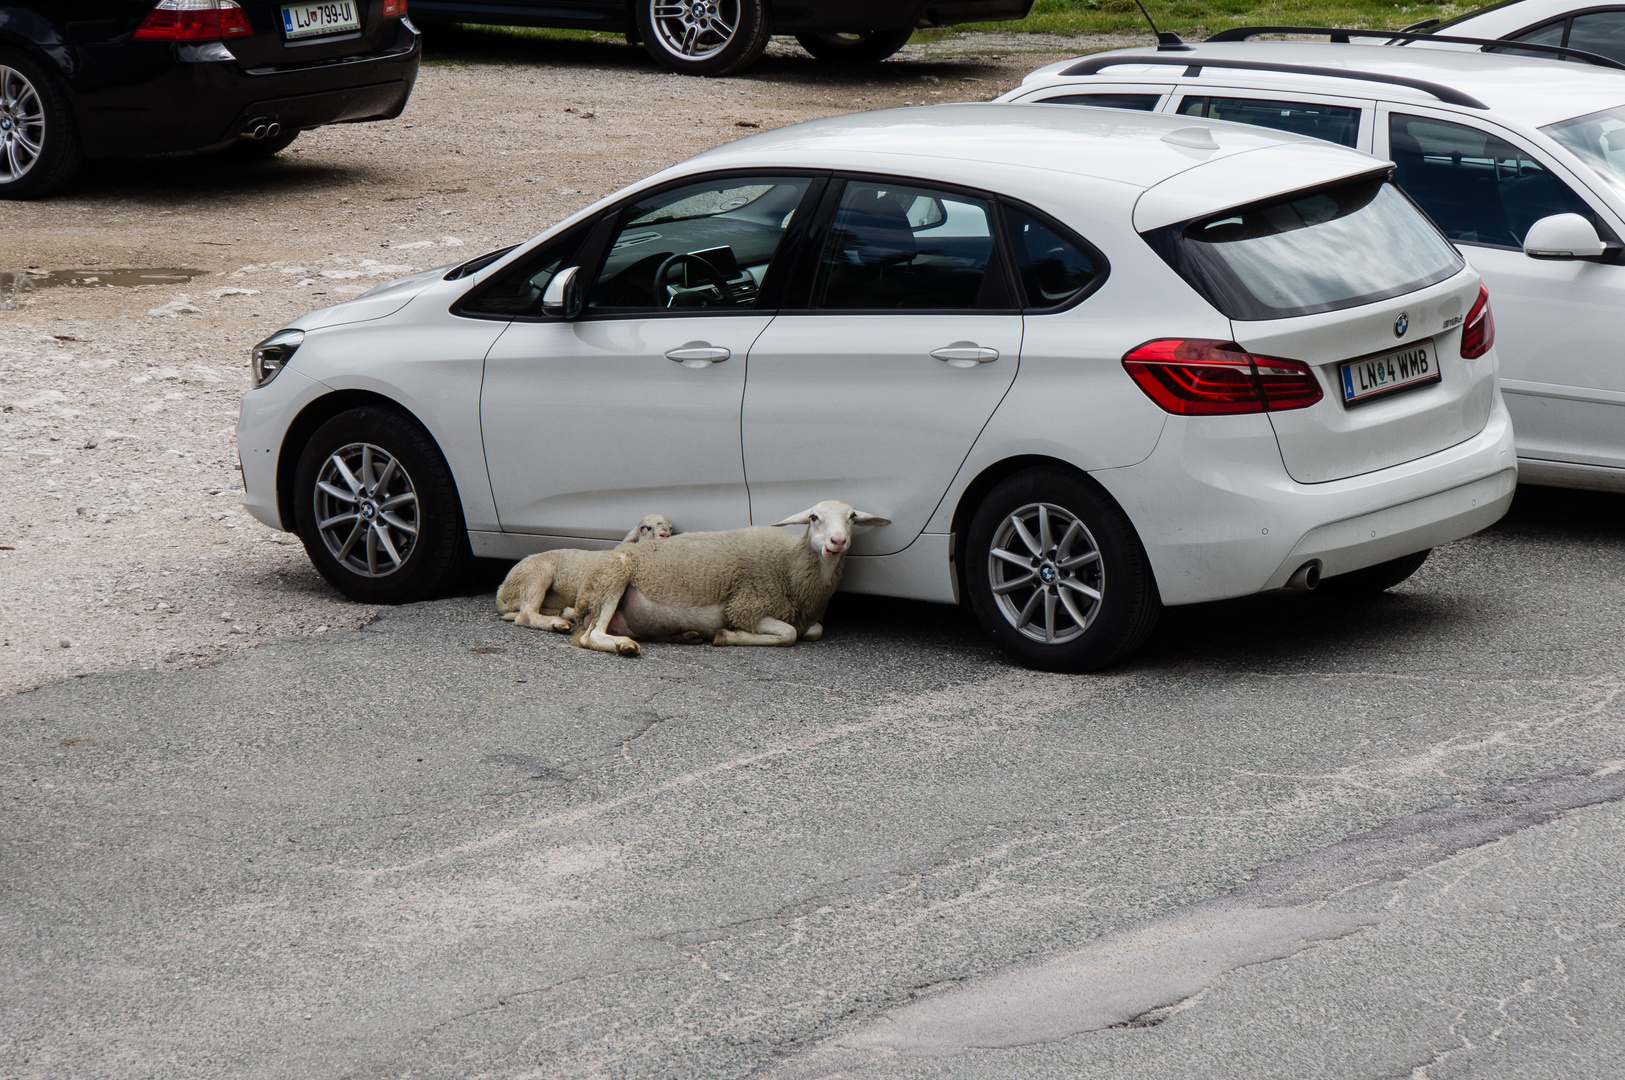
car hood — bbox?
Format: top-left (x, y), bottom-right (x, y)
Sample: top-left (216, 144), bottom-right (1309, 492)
top-left (284, 265), bottom-right (455, 331)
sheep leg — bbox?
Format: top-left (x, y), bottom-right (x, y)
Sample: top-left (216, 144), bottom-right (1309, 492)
top-left (513, 564), bottom-right (562, 630)
top-left (714, 617), bottom-right (798, 648)
top-left (800, 622), bottom-right (823, 642)
top-left (580, 584), bottom-right (641, 657)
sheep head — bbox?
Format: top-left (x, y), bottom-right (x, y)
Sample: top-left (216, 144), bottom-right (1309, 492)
top-left (774, 501), bottom-right (891, 567)
top-left (623, 514), bottom-right (676, 543)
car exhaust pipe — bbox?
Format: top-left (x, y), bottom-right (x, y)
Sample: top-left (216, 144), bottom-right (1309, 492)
top-left (1285, 560), bottom-right (1322, 592)
top-left (242, 118), bottom-right (281, 140)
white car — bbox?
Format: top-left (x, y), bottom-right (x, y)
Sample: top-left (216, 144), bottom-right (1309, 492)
top-left (1001, 41), bottom-right (1625, 493)
top-left (1413, 0), bottom-right (1625, 66)
top-left (236, 105), bottom-right (1515, 671)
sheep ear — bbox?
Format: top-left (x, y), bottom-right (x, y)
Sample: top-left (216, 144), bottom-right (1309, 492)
top-left (774, 509), bottom-right (815, 526)
top-left (851, 512), bottom-right (891, 527)
top-left (621, 527), bottom-right (641, 543)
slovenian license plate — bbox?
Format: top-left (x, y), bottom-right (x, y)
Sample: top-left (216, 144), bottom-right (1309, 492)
top-left (282, 1), bottom-right (361, 40)
top-left (1340, 339), bottom-right (1440, 406)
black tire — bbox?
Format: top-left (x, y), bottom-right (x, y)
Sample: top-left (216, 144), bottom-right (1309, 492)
top-left (637, 0), bottom-right (770, 76)
top-left (964, 468), bottom-right (1161, 673)
top-left (0, 47), bottom-right (82, 200)
top-left (795, 29), bottom-right (913, 63)
top-left (219, 130), bottom-right (300, 161)
top-left (1318, 549), bottom-right (1430, 596)
top-left (293, 407), bottom-right (471, 604)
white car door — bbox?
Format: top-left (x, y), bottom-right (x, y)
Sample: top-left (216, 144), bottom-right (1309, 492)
top-left (477, 174), bottom-right (821, 538)
top-left (1379, 106), bottom-right (1625, 475)
top-left (740, 178), bottom-right (1022, 555)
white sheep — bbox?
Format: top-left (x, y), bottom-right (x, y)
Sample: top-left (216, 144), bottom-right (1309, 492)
top-left (496, 513), bottom-right (675, 632)
top-left (568, 500), bottom-right (890, 656)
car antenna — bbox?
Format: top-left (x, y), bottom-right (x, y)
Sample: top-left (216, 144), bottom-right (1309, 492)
top-left (1133, 0), bottom-right (1192, 51)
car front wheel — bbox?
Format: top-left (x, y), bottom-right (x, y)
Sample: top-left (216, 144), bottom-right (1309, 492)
top-left (795, 30), bottom-right (913, 63)
top-left (964, 468), bottom-right (1161, 673)
top-left (637, 0), bottom-right (770, 76)
top-left (0, 48), bottom-right (82, 200)
top-left (293, 407), bottom-right (470, 604)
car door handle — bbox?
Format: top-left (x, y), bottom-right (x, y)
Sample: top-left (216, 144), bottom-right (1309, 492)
top-left (665, 343), bottom-right (730, 367)
top-left (931, 343), bottom-right (1000, 368)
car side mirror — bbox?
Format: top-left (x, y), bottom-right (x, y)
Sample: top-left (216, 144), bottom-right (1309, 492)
top-left (1523, 214), bottom-right (1609, 260)
top-left (541, 265), bottom-right (583, 319)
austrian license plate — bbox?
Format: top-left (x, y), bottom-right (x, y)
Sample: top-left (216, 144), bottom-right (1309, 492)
top-left (281, 1), bottom-right (361, 40)
top-left (1340, 339), bottom-right (1440, 406)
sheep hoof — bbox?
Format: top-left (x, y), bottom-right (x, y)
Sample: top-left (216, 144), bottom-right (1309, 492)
top-left (712, 631), bottom-right (730, 647)
top-left (673, 630), bottom-right (707, 645)
top-left (616, 638), bottom-right (641, 657)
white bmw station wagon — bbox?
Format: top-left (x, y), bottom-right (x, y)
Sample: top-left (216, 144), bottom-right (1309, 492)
top-left (237, 106), bottom-right (1516, 670)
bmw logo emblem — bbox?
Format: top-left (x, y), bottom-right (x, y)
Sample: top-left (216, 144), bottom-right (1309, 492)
top-left (1394, 312), bottom-right (1409, 338)
top-left (1039, 564), bottom-right (1056, 583)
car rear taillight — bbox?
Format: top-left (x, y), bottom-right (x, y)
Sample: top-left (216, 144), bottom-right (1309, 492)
top-left (133, 0), bottom-right (252, 40)
top-left (1122, 338), bottom-right (1323, 416)
top-left (1460, 284), bottom-right (1495, 359)
top-left (382, 0), bottom-right (408, 14)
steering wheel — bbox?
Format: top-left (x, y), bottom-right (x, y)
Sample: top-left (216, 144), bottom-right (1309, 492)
top-left (653, 252), bottom-right (736, 308)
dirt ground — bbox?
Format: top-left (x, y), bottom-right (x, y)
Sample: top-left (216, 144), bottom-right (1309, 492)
top-left (0, 31), bottom-right (1121, 697)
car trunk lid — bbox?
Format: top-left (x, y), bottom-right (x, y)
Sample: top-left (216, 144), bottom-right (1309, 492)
top-left (1234, 272), bottom-right (1496, 483)
top-left (226, 0), bottom-right (404, 69)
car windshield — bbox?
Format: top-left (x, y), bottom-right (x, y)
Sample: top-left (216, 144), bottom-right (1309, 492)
top-left (1143, 177), bottom-right (1464, 321)
top-left (1543, 104), bottom-right (1625, 200)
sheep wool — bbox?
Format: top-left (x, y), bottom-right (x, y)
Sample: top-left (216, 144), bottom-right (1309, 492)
top-left (496, 548), bottom-right (617, 625)
top-left (574, 525), bottom-right (846, 641)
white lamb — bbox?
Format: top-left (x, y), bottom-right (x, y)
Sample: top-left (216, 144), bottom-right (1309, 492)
top-left (496, 513), bottom-right (675, 632)
top-left (568, 500), bottom-right (890, 656)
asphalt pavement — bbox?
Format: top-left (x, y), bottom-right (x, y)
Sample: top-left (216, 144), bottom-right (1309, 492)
top-left (3, 485), bottom-right (1623, 1079)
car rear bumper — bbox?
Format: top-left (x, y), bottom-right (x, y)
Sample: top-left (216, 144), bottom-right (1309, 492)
top-left (1094, 395), bottom-right (1518, 606)
top-left (73, 25), bottom-right (420, 158)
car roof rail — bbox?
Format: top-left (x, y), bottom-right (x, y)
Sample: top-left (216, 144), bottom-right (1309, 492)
top-left (1057, 53), bottom-right (1492, 108)
top-left (1204, 26), bottom-right (1625, 71)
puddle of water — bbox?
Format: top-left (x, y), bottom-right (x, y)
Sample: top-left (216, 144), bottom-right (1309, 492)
top-left (0, 268), bottom-right (202, 294)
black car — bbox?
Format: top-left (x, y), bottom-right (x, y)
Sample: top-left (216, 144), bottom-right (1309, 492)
top-left (0, 0), bottom-right (420, 199)
top-left (411, 0), bottom-right (1031, 76)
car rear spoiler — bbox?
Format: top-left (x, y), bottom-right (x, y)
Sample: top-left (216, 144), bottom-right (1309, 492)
top-left (1205, 26), bottom-right (1625, 71)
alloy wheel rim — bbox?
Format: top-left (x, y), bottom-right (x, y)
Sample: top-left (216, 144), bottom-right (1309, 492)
top-left (313, 442), bottom-right (420, 578)
top-left (987, 502), bottom-right (1104, 645)
top-left (649, 0), bottom-right (740, 60)
top-left (0, 66), bottom-right (45, 184)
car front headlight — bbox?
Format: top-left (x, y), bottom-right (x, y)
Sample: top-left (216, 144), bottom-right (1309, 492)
top-left (251, 329), bottom-right (304, 388)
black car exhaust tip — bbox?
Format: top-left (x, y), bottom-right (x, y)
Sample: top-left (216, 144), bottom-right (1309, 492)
top-left (242, 118), bottom-right (281, 140)
top-left (1285, 560), bottom-right (1322, 592)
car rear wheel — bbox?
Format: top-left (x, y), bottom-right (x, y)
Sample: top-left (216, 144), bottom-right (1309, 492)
top-left (1319, 549), bottom-right (1430, 595)
top-left (293, 407), bottom-right (471, 604)
top-left (795, 30), bottom-right (913, 63)
top-left (637, 0), bottom-right (770, 76)
top-left (964, 468), bottom-right (1161, 673)
top-left (0, 49), bottom-right (82, 200)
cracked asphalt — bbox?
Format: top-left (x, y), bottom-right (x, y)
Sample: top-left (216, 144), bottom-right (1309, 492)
top-left (4, 484), bottom-right (1624, 1079)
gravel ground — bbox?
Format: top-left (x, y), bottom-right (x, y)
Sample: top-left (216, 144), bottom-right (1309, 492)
top-left (0, 32), bottom-right (1102, 697)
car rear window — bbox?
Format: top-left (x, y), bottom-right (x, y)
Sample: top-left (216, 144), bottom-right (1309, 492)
top-left (1140, 177), bottom-right (1464, 321)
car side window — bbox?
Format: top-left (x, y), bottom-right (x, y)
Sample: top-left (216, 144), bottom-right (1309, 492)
top-left (1177, 96), bottom-right (1360, 148)
top-left (586, 176), bottom-right (813, 315)
top-left (1566, 11), bottom-right (1625, 63)
top-left (811, 181), bottom-right (1006, 310)
top-left (1001, 205), bottom-right (1105, 310)
top-left (1035, 93), bottom-right (1161, 111)
top-left (1388, 113), bottom-right (1600, 247)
